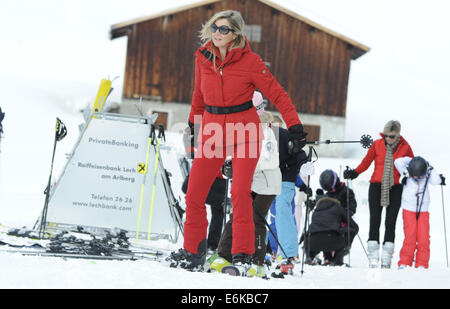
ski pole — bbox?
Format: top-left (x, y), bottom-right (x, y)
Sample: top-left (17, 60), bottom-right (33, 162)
top-left (345, 166), bottom-right (352, 267)
top-left (416, 168), bottom-right (433, 220)
top-left (346, 176), bottom-right (369, 261)
top-left (222, 178), bottom-right (229, 233)
top-left (306, 134), bottom-right (373, 149)
top-left (135, 122), bottom-right (156, 242)
top-left (301, 146), bottom-right (315, 276)
top-left (258, 211), bottom-right (290, 261)
top-left (147, 124), bottom-right (165, 240)
top-left (356, 232), bottom-right (369, 260)
top-left (39, 118), bottom-right (67, 238)
top-left (221, 158), bottom-right (232, 233)
top-left (440, 179), bottom-right (449, 267)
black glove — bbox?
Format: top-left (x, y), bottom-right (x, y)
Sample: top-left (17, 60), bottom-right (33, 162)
top-left (183, 121), bottom-right (197, 159)
top-left (305, 199), bottom-right (315, 211)
top-left (440, 174), bottom-right (446, 186)
top-left (299, 184), bottom-right (312, 198)
top-left (188, 120), bottom-right (195, 144)
top-left (343, 169), bottom-right (359, 180)
top-left (315, 189), bottom-right (325, 202)
top-left (401, 174), bottom-right (408, 186)
top-left (287, 124), bottom-right (308, 155)
top-left (222, 159), bottom-right (233, 179)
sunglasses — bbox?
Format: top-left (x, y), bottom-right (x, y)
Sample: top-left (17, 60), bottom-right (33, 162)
top-left (384, 134), bottom-right (397, 139)
top-left (211, 24), bottom-right (235, 35)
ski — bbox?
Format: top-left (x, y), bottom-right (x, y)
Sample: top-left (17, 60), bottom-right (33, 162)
top-left (221, 265), bottom-right (242, 276)
top-left (0, 223), bottom-right (172, 262)
top-left (0, 249), bottom-right (133, 260)
top-left (92, 78), bottom-right (113, 112)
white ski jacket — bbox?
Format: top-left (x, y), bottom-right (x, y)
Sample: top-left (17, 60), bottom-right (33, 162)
top-left (394, 157), bottom-right (441, 213)
top-left (251, 124), bottom-right (281, 195)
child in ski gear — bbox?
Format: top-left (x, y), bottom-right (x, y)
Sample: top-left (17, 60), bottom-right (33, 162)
top-left (320, 169), bottom-right (359, 252)
top-left (395, 156), bottom-right (443, 269)
top-left (266, 174), bottom-right (308, 256)
top-left (213, 105), bottom-right (282, 278)
top-left (344, 120), bottom-right (414, 268)
top-left (269, 122), bottom-right (307, 274)
top-left (179, 10), bottom-right (307, 271)
top-left (300, 194), bottom-right (350, 266)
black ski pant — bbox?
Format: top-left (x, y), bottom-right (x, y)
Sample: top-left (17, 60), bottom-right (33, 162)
top-left (368, 183), bottom-right (403, 244)
top-left (207, 202), bottom-right (224, 250)
top-left (304, 231), bottom-right (346, 265)
top-left (218, 193), bottom-right (276, 265)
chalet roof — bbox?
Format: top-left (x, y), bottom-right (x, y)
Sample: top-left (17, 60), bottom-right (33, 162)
top-left (110, 0), bottom-right (370, 59)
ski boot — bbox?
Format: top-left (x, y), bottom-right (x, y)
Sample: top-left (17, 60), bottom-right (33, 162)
top-left (277, 257), bottom-right (295, 275)
top-left (221, 253), bottom-right (253, 277)
top-left (381, 242), bottom-right (395, 269)
top-left (367, 240), bottom-right (380, 268)
top-left (270, 257), bottom-right (295, 278)
top-left (209, 256), bottom-right (231, 273)
top-left (249, 264), bottom-right (270, 279)
top-left (167, 239), bottom-right (207, 272)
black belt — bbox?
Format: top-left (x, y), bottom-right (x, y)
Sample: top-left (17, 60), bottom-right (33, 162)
top-left (205, 100), bottom-right (253, 115)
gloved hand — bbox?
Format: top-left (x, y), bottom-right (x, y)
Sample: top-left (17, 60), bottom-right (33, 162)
top-left (343, 169), bottom-right (359, 180)
top-left (287, 124), bottom-right (308, 155)
top-left (401, 171), bottom-right (409, 186)
top-left (440, 174), bottom-right (446, 186)
top-left (188, 120), bottom-right (195, 143)
top-left (222, 159), bottom-right (233, 179)
top-left (183, 125), bottom-right (195, 159)
top-left (315, 189), bottom-right (325, 201)
top-left (299, 184), bottom-right (312, 198)
top-left (305, 199), bottom-right (315, 211)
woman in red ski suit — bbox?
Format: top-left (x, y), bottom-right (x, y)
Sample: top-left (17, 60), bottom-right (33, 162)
top-left (169, 10), bottom-right (306, 270)
top-left (344, 120), bottom-right (414, 268)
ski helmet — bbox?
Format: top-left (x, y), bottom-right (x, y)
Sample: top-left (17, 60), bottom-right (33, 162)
top-left (407, 156), bottom-right (428, 178)
top-left (319, 169), bottom-right (338, 191)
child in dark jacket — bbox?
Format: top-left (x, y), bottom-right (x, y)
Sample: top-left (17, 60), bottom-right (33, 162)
top-left (320, 169), bottom-right (359, 253)
top-left (301, 196), bottom-right (349, 265)
top-left (301, 169), bottom-right (359, 265)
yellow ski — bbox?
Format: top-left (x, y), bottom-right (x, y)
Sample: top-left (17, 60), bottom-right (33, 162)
top-left (92, 78), bottom-right (112, 112)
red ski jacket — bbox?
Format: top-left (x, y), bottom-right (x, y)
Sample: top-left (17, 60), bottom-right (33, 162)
top-left (355, 134), bottom-right (414, 184)
top-left (189, 40), bottom-right (301, 146)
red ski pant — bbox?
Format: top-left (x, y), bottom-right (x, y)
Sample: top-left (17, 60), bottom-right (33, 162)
top-left (184, 142), bottom-right (260, 255)
top-left (398, 209), bottom-right (430, 268)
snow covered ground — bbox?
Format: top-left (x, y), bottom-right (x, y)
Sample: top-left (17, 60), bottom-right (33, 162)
top-left (1, 0), bottom-right (450, 290)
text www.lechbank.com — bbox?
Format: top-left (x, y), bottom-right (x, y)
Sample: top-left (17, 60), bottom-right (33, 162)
top-left (72, 201), bottom-right (132, 212)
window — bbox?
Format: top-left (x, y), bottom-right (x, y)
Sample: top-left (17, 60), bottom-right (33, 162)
top-left (244, 25), bottom-right (261, 43)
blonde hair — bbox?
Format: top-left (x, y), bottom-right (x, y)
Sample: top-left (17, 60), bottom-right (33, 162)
top-left (383, 120), bottom-right (401, 134)
top-left (259, 111), bottom-right (274, 124)
top-left (199, 10), bottom-right (246, 67)
top-left (272, 115), bottom-right (284, 126)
